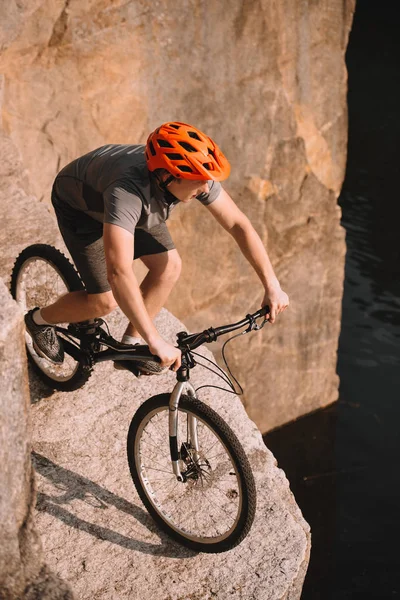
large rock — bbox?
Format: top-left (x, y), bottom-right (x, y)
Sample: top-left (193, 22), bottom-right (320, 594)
top-left (0, 130), bottom-right (62, 286)
top-left (0, 93), bottom-right (73, 599)
top-left (0, 120), bottom-right (309, 598)
top-left (0, 280), bottom-right (74, 600)
top-left (0, 0), bottom-right (355, 431)
top-left (30, 307), bottom-right (310, 600)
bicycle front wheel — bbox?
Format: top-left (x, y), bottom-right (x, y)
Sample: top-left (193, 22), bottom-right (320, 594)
top-left (10, 244), bottom-right (91, 391)
top-left (127, 394), bottom-right (256, 553)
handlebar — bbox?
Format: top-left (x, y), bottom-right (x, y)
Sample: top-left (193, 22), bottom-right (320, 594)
top-left (93, 306), bottom-right (269, 366)
top-left (176, 305), bottom-right (269, 352)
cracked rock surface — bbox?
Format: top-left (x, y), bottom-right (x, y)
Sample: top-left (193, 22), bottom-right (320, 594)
top-left (0, 280), bottom-right (74, 600)
top-left (0, 0), bottom-right (355, 431)
top-left (0, 124), bottom-right (309, 599)
top-left (30, 307), bottom-right (310, 600)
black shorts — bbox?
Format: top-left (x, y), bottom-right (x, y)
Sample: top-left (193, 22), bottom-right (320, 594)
top-left (52, 198), bottom-right (175, 294)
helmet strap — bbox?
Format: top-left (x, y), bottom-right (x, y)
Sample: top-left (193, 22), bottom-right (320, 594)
top-left (159, 174), bottom-right (175, 191)
top-left (151, 171), bottom-right (179, 204)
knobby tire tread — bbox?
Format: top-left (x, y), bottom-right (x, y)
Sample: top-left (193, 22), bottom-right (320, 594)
top-left (127, 393), bottom-right (257, 553)
top-left (10, 244), bottom-right (92, 391)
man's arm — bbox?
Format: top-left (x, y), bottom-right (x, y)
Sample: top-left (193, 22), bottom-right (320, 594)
top-left (205, 188), bottom-right (289, 323)
top-left (103, 223), bottom-right (181, 368)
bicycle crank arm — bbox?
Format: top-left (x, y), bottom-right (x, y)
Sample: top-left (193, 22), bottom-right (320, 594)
top-left (60, 337), bottom-right (84, 362)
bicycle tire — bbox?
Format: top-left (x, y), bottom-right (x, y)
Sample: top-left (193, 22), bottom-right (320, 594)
top-left (10, 243), bottom-right (92, 391)
top-left (127, 393), bottom-right (256, 553)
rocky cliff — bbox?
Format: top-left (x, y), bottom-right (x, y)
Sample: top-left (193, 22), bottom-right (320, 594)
top-left (0, 127), bottom-right (310, 597)
top-left (0, 0), bottom-right (355, 431)
top-left (0, 93), bottom-right (74, 598)
top-left (0, 282), bottom-right (75, 600)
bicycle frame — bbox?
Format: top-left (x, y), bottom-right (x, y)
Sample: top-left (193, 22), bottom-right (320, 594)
top-left (55, 305), bottom-right (269, 481)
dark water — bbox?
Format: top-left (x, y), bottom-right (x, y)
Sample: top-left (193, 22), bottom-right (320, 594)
top-left (264, 2), bottom-right (400, 598)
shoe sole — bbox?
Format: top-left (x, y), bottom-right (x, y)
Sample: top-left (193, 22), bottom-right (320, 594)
top-left (31, 340), bottom-right (64, 365)
top-left (113, 361), bottom-right (167, 376)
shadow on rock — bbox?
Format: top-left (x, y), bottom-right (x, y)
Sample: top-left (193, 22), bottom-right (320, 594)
top-left (32, 452), bottom-right (192, 559)
top-left (28, 365), bottom-right (55, 404)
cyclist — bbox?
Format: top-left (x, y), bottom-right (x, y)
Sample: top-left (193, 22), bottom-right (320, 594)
top-left (25, 122), bottom-right (289, 374)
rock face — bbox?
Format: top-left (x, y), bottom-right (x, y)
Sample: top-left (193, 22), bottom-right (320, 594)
top-left (0, 281), bottom-right (74, 600)
top-left (29, 307), bottom-right (310, 600)
top-left (0, 140), bottom-right (310, 599)
top-left (0, 120), bottom-right (309, 598)
top-left (0, 95), bottom-right (73, 599)
top-left (0, 0), bottom-right (355, 431)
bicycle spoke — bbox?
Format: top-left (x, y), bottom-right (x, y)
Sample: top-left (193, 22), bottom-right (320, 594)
top-left (141, 456), bottom-right (171, 472)
top-left (141, 433), bottom-right (168, 454)
top-left (128, 395), bottom-right (257, 549)
top-left (143, 466), bottom-right (173, 475)
top-left (152, 477), bottom-right (177, 493)
top-left (205, 451), bottom-right (233, 461)
top-left (144, 419), bottom-right (168, 447)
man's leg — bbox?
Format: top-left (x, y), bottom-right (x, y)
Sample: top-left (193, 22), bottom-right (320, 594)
top-left (41, 290), bottom-right (118, 324)
top-left (124, 249), bottom-right (182, 338)
top-left (27, 199), bottom-right (119, 361)
top-left (25, 290), bottom-right (117, 364)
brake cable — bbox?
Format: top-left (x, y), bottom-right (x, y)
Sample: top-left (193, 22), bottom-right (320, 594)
top-left (193, 317), bottom-right (268, 396)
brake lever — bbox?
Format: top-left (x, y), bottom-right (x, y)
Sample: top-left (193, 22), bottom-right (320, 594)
top-left (256, 317), bottom-right (268, 330)
top-left (245, 313), bottom-right (269, 333)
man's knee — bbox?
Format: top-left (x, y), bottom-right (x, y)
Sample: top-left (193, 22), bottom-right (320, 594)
top-left (87, 290), bottom-right (118, 315)
top-left (145, 250), bottom-right (182, 284)
top-left (165, 251), bottom-right (182, 283)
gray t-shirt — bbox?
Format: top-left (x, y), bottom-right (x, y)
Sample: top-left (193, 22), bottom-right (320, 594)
top-left (53, 144), bottom-right (222, 235)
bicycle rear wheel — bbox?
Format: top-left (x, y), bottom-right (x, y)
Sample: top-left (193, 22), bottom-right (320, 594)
top-left (127, 393), bottom-right (256, 553)
top-left (10, 244), bottom-right (92, 391)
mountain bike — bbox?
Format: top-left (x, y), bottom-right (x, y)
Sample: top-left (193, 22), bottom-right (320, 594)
top-left (11, 244), bottom-right (268, 553)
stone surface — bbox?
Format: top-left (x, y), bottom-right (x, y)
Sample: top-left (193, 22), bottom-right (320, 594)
top-left (29, 307), bottom-right (310, 600)
top-left (0, 0), bottom-right (355, 431)
top-left (0, 126), bottom-right (309, 598)
top-left (0, 101), bottom-right (74, 598)
top-left (0, 131), bottom-right (63, 288)
top-left (0, 280), bottom-right (74, 600)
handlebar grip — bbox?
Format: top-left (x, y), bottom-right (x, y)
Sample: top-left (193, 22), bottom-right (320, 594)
top-left (252, 305), bottom-right (270, 319)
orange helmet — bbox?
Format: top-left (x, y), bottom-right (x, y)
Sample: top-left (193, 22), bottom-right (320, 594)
top-left (145, 122), bottom-right (230, 181)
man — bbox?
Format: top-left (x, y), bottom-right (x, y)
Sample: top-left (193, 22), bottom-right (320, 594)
top-left (25, 121), bottom-right (289, 373)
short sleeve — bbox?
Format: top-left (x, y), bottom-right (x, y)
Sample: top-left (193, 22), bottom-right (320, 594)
top-left (196, 181), bottom-right (222, 206)
top-left (103, 186), bottom-right (143, 236)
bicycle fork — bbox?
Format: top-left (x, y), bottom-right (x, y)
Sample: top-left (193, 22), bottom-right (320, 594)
top-left (169, 380), bottom-right (200, 482)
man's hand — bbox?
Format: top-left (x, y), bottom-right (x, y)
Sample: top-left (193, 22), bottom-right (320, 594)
top-left (262, 282), bottom-right (289, 324)
top-left (148, 337), bottom-right (182, 371)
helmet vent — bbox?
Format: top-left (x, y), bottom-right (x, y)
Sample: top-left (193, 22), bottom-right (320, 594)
top-left (158, 139), bottom-right (174, 148)
top-left (178, 141), bottom-right (196, 153)
top-left (146, 122), bottom-right (230, 180)
top-left (149, 141), bottom-right (156, 156)
top-left (166, 153), bottom-right (184, 160)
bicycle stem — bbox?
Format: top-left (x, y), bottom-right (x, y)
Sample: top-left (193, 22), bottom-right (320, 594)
top-left (177, 305), bottom-right (269, 352)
